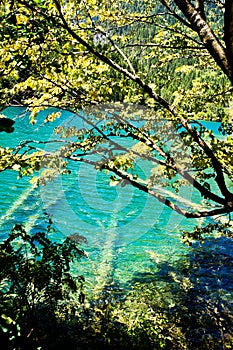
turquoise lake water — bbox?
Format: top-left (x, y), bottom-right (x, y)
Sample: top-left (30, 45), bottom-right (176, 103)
top-left (1, 107), bottom-right (232, 299)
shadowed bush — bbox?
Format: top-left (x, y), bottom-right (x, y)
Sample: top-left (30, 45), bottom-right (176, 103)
top-left (0, 219), bottom-right (86, 349)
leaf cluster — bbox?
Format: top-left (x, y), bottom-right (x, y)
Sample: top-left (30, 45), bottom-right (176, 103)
top-left (0, 218), bottom-right (86, 347)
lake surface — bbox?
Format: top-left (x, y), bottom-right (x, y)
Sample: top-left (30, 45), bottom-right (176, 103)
top-left (0, 107), bottom-right (232, 299)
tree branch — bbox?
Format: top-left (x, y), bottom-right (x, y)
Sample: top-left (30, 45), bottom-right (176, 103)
top-left (195, 0), bottom-right (206, 21)
top-left (110, 112), bottom-right (227, 205)
top-left (224, 0), bottom-right (233, 80)
top-left (159, 0), bottom-right (193, 29)
top-left (68, 154), bottom-right (233, 218)
top-left (180, 117), bottom-right (233, 201)
top-left (174, 0), bottom-right (231, 81)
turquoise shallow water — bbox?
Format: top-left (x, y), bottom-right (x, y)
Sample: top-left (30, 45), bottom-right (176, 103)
top-left (0, 107), bottom-right (232, 297)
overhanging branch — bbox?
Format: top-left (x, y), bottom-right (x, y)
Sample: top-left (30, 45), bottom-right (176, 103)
top-left (174, 0), bottom-right (230, 80)
top-left (68, 155), bottom-right (233, 218)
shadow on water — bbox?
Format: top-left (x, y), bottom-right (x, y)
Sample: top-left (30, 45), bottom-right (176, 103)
top-left (126, 235), bottom-right (233, 349)
top-left (1, 225), bottom-right (233, 349)
top-left (68, 234), bottom-right (233, 349)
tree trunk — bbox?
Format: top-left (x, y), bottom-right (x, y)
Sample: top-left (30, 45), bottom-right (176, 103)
top-left (224, 0), bottom-right (233, 82)
top-left (174, 0), bottom-right (232, 82)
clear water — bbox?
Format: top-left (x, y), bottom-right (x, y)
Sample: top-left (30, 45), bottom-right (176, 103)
top-left (0, 107), bottom-right (232, 299)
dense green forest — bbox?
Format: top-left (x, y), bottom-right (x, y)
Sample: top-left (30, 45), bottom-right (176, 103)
top-left (1, 1), bottom-right (233, 348)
